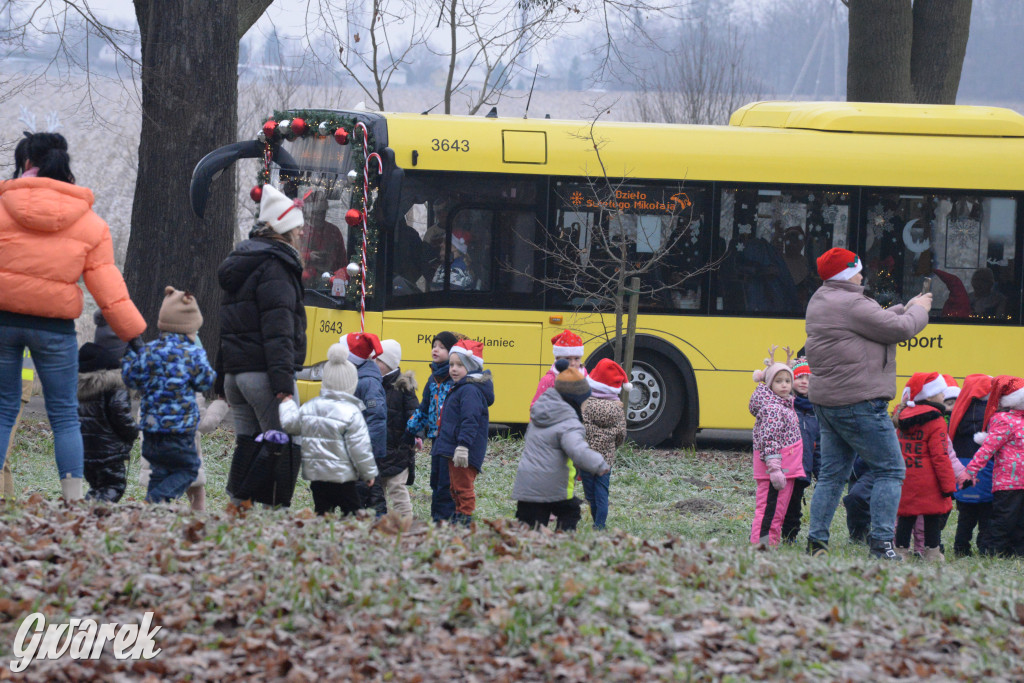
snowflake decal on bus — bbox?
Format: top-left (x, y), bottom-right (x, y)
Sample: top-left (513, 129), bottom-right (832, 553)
top-left (570, 191), bottom-right (584, 206)
top-left (867, 202), bottom-right (895, 236)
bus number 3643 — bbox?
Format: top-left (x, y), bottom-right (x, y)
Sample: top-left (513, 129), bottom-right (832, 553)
top-left (431, 139), bottom-right (469, 152)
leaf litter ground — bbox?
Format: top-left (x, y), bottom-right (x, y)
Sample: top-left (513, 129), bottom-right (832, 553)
top-left (2, 423), bottom-right (1024, 681)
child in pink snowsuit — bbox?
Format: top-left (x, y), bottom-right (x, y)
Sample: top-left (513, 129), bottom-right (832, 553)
top-left (750, 346), bottom-right (805, 546)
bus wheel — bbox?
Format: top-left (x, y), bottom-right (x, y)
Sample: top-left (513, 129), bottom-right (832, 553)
top-left (625, 353), bottom-right (683, 448)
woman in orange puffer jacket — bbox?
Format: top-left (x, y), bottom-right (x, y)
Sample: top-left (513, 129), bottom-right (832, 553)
top-left (0, 132), bottom-right (146, 501)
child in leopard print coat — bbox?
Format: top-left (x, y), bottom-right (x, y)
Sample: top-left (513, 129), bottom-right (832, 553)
top-left (749, 346), bottom-right (805, 546)
top-left (581, 359), bottom-right (629, 530)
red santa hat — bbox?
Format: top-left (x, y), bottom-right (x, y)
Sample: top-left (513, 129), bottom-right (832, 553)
top-left (949, 374), bottom-right (992, 438)
top-left (551, 330), bottom-right (584, 358)
top-left (816, 247), bottom-right (863, 282)
top-left (975, 375), bottom-right (1024, 443)
top-left (901, 372), bottom-right (948, 407)
top-left (339, 332), bottom-right (384, 363)
top-left (942, 374), bottom-right (960, 400)
top-left (450, 339), bottom-right (484, 372)
top-left (587, 358), bottom-right (633, 395)
top-left (451, 230), bottom-right (473, 255)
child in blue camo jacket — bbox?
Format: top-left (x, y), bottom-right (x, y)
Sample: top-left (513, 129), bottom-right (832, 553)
top-left (122, 287), bottom-right (215, 503)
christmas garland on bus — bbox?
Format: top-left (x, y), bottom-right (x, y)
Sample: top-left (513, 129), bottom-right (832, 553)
top-left (250, 110), bottom-right (380, 326)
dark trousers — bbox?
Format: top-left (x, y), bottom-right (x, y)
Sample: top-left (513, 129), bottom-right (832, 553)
top-left (953, 501), bottom-right (993, 556)
top-left (895, 514), bottom-right (942, 548)
top-left (357, 477), bottom-right (387, 516)
top-left (310, 480), bottom-right (361, 516)
top-left (430, 453), bottom-right (456, 522)
top-left (781, 479), bottom-right (810, 542)
top-left (986, 490), bottom-right (1024, 557)
top-left (516, 498), bottom-right (582, 532)
top-left (84, 457), bottom-right (129, 503)
top-left (144, 432), bottom-right (199, 503)
top-left (843, 470), bottom-right (875, 543)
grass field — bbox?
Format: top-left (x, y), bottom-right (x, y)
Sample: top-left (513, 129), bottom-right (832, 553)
top-left (2, 419), bottom-right (1024, 680)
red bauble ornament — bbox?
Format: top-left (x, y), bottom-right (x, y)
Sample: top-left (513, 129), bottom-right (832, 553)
top-left (334, 128), bottom-right (349, 145)
top-left (262, 120), bottom-right (277, 139)
top-left (345, 208), bottom-right (364, 226)
top-left (291, 118), bottom-right (307, 136)
top-left (250, 185), bottom-right (263, 202)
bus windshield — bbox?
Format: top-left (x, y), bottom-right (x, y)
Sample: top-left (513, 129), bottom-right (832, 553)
top-left (271, 134), bottom-right (356, 296)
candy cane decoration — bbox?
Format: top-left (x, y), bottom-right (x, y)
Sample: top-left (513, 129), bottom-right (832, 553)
top-left (354, 123), bottom-right (383, 333)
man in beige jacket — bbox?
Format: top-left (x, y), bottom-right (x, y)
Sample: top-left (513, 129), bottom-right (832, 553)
top-left (804, 248), bottom-right (931, 561)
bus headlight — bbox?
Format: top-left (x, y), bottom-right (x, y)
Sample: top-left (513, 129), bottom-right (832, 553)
top-left (296, 361), bottom-right (326, 382)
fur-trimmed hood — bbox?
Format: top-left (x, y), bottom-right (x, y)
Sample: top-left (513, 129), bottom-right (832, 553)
top-left (896, 401), bottom-right (946, 429)
top-left (395, 370), bottom-right (417, 394)
top-left (78, 369), bottom-right (124, 401)
top-left (383, 369), bottom-right (418, 395)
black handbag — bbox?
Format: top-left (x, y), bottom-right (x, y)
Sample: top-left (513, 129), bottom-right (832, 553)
top-left (233, 432), bottom-right (302, 507)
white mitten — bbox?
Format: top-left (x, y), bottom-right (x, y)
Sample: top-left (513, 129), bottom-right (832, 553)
top-left (453, 446), bottom-right (470, 468)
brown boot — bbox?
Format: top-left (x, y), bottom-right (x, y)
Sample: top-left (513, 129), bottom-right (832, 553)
top-left (894, 546), bottom-right (913, 561)
top-left (187, 485), bottom-right (207, 512)
top-left (921, 546), bottom-right (945, 563)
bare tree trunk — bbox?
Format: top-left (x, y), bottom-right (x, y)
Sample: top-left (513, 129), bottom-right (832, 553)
top-left (125, 0), bottom-right (270, 345)
top-left (847, 0), bottom-right (972, 104)
top-left (910, 0), bottom-right (972, 104)
top-left (846, 0), bottom-right (913, 103)
top-left (621, 276), bottom-right (640, 381)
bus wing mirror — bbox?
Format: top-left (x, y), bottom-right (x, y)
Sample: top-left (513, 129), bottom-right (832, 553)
top-left (190, 140), bottom-right (265, 218)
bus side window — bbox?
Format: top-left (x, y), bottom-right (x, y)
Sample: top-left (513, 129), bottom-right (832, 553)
top-left (391, 202), bottom-right (436, 297)
top-left (862, 191), bottom-right (1018, 323)
top-left (550, 181), bottom-right (707, 311)
top-left (715, 186), bottom-right (851, 316)
top-left (433, 208), bottom-right (493, 292)
top-left (495, 211), bottom-right (537, 294)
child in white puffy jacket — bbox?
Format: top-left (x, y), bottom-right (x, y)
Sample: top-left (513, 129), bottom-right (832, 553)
top-left (279, 343), bottom-right (377, 516)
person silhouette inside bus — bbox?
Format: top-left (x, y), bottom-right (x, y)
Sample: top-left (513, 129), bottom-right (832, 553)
top-left (301, 190), bottom-right (346, 288)
top-left (431, 230), bottom-right (474, 291)
top-left (970, 267), bottom-right (1006, 319)
top-left (735, 228), bottom-right (799, 314)
top-left (392, 218), bottom-right (430, 295)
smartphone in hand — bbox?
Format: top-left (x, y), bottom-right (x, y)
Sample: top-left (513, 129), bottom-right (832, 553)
top-left (921, 277), bottom-right (932, 295)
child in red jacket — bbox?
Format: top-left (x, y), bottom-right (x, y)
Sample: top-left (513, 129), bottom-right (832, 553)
top-left (892, 372), bottom-right (963, 562)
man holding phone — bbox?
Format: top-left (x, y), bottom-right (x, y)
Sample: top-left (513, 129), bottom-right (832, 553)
top-left (803, 248), bottom-right (932, 561)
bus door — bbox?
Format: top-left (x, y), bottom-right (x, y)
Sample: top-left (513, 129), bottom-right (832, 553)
top-left (383, 171), bottom-right (548, 425)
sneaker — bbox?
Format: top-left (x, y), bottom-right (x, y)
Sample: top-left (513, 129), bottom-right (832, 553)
top-left (869, 538), bottom-right (903, 561)
top-left (807, 539), bottom-right (829, 556)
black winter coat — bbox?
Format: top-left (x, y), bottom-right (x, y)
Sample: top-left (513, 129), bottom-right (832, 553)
top-left (216, 238), bottom-right (307, 396)
top-left (381, 369), bottom-right (418, 481)
top-left (78, 369), bottom-right (138, 465)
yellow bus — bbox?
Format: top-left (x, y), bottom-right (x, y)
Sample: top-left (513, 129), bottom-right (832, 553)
top-left (191, 101), bottom-right (1024, 446)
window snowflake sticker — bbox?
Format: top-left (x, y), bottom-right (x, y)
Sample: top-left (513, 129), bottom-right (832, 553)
top-left (867, 203), bottom-right (895, 236)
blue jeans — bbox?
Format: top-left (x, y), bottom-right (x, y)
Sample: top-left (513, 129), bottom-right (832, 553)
top-left (809, 400), bottom-right (906, 544)
top-left (144, 432), bottom-right (200, 503)
top-left (0, 325), bottom-right (82, 479)
top-left (580, 470), bottom-right (610, 529)
top-left (429, 452), bottom-right (455, 522)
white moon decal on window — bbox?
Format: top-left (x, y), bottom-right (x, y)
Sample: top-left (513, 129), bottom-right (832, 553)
top-left (902, 218), bottom-right (931, 254)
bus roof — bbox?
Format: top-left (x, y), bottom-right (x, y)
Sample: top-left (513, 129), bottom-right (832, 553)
top-left (730, 101), bottom-right (1024, 137)
top-left (375, 101), bottom-right (1024, 191)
